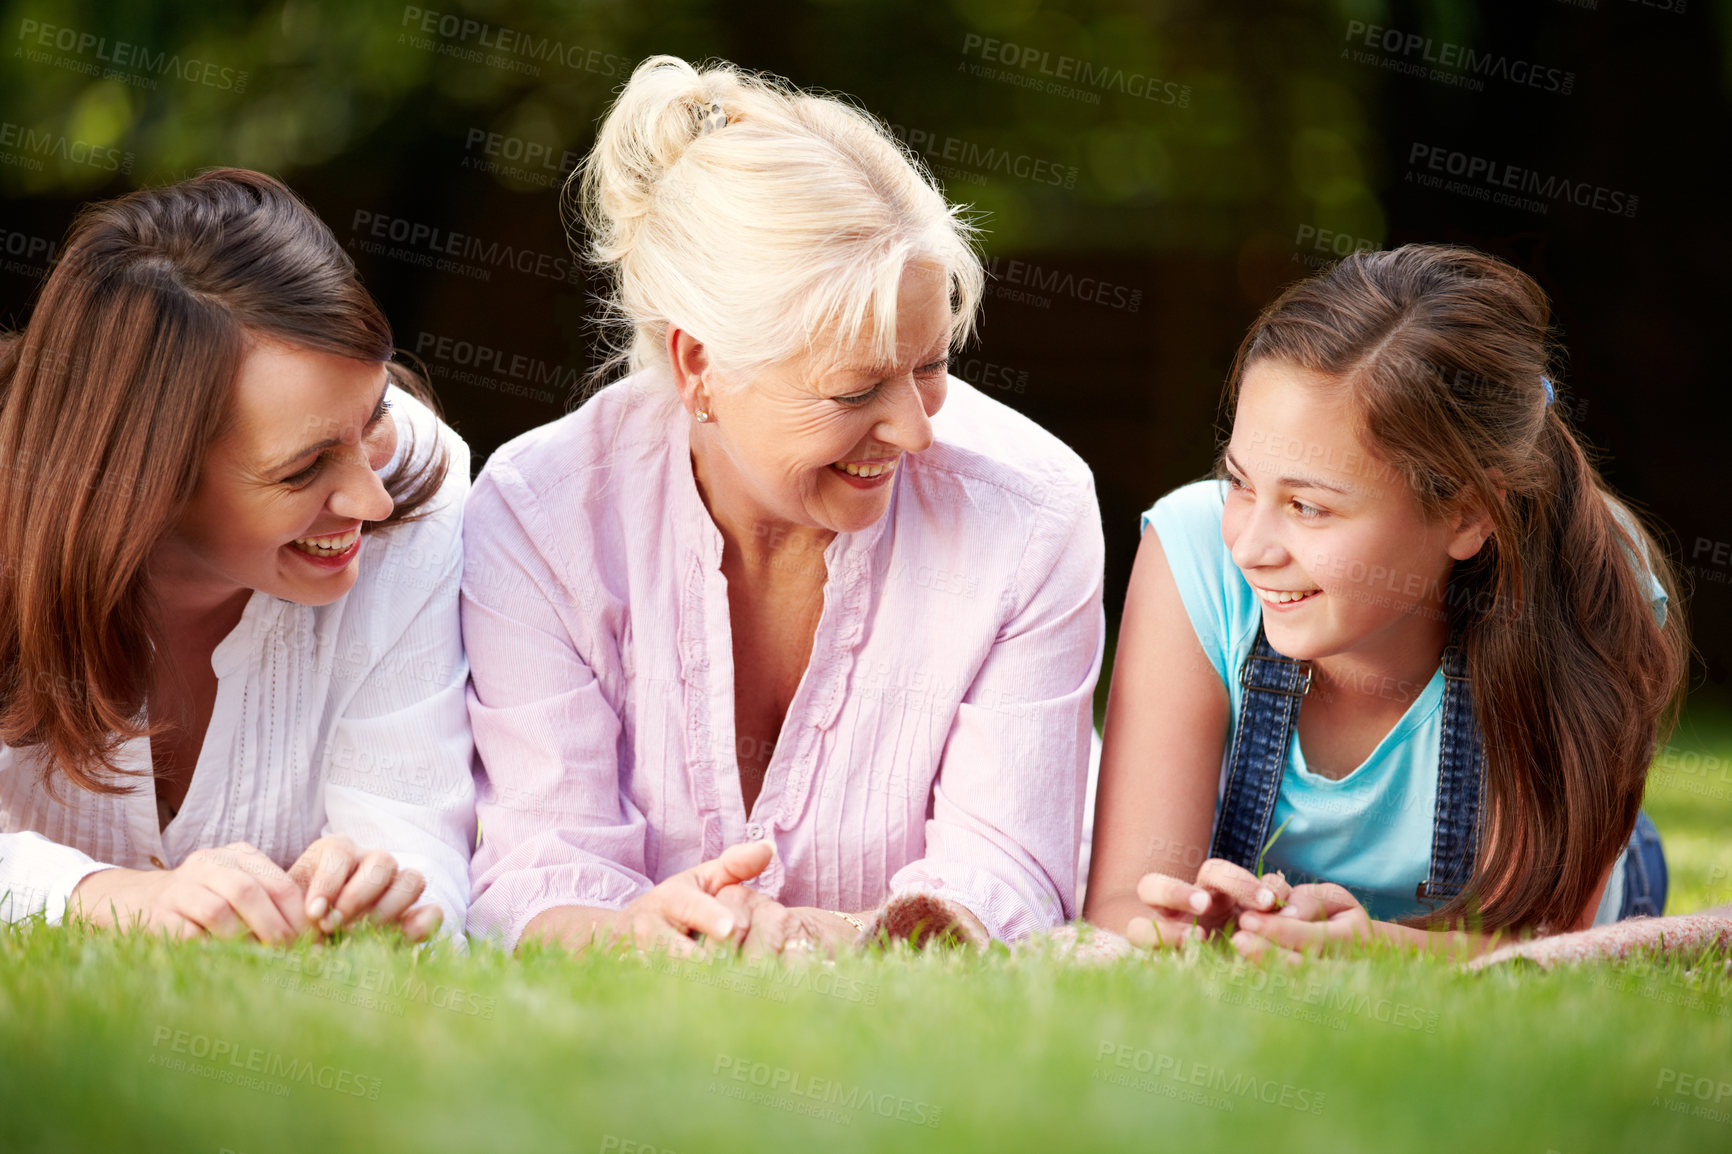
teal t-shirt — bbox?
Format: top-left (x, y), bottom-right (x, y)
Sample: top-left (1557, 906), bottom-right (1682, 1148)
top-left (1143, 479), bottom-right (1665, 924)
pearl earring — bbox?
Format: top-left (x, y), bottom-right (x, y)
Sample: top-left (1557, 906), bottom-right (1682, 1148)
top-left (695, 409), bottom-right (710, 422)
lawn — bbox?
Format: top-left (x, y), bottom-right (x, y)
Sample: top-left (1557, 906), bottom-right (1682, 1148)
top-left (2, 711), bottom-right (1729, 1154)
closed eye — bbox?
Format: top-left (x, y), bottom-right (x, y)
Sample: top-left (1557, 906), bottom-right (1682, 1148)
top-left (835, 358), bottom-right (949, 406)
top-left (282, 394), bottom-right (392, 487)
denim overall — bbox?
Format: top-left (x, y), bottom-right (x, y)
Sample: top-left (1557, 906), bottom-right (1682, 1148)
top-left (1208, 625), bottom-right (1666, 921)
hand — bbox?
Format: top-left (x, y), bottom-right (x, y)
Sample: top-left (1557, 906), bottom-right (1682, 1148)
top-left (70, 842), bottom-right (313, 945)
top-left (1230, 882), bottom-right (1373, 962)
top-left (1125, 857), bottom-right (1293, 950)
top-left (526, 840), bottom-right (777, 956)
top-left (717, 895), bottom-right (861, 959)
top-left (287, 835), bottom-right (439, 942)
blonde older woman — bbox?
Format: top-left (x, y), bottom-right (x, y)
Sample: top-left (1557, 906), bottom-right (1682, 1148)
top-left (463, 56), bottom-right (1104, 956)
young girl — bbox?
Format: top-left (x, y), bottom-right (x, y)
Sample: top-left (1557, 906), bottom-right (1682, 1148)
top-left (1084, 244), bottom-right (1684, 956)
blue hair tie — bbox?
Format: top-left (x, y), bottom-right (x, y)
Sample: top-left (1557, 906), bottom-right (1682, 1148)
top-left (1541, 376), bottom-right (1555, 406)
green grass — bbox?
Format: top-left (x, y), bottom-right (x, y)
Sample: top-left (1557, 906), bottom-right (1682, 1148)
top-left (3, 711), bottom-right (1730, 1153)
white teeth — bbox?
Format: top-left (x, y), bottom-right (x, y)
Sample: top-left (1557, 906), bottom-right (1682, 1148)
top-left (1255, 586), bottom-right (1319, 605)
top-left (290, 527), bottom-right (359, 556)
top-left (832, 461), bottom-right (893, 478)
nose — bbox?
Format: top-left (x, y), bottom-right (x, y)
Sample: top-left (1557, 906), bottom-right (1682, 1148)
top-left (326, 443), bottom-right (396, 524)
top-left (873, 375), bottom-right (939, 456)
top-left (1225, 494), bottom-right (1289, 574)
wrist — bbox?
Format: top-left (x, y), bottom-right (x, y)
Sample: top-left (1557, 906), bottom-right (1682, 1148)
top-left (825, 909), bottom-right (868, 943)
top-left (70, 865), bottom-right (127, 903)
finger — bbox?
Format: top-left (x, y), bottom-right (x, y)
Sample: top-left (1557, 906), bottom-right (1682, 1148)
top-left (740, 905), bottom-right (794, 960)
top-left (286, 835), bottom-right (346, 890)
top-left (711, 884), bottom-right (766, 946)
top-left (157, 911), bottom-right (203, 942)
top-left (226, 846), bottom-right (314, 938)
top-left (1238, 910), bottom-right (1339, 952)
top-left (331, 851), bottom-right (404, 929)
top-left (1278, 889), bottom-right (1335, 922)
top-left (363, 870), bottom-right (426, 927)
top-left (1292, 882), bottom-right (1361, 915)
top-left (303, 841), bottom-right (358, 928)
top-left (176, 888), bottom-right (246, 940)
top-left (688, 840), bottom-right (776, 895)
top-left (1195, 858), bottom-right (1279, 912)
top-left (630, 914), bottom-right (696, 957)
top-left (1231, 928), bottom-right (1304, 966)
top-left (1124, 914), bottom-right (1205, 951)
top-left (662, 886), bottom-right (744, 942)
top-left (1135, 872), bottom-right (1215, 918)
top-left (399, 903), bottom-right (443, 943)
top-left (203, 869), bottom-right (298, 946)
top-left (1257, 872), bottom-right (1293, 909)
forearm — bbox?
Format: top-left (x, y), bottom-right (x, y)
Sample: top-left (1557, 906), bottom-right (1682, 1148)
top-left (1082, 890), bottom-right (1158, 938)
top-left (1368, 917), bottom-right (1495, 958)
top-left (518, 903), bottom-right (621, 951)
top-left (1, 829), bottom-right (115, 924)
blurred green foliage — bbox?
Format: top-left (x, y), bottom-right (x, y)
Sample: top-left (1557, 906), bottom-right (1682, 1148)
top-left (0, 0), bottom-right (1395, 254)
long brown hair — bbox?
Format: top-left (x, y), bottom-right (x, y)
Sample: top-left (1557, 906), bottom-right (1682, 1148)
top-left (0, 168), bottom-right (447, 795)
top-left (1225, 244), bottom-right (1687, 934)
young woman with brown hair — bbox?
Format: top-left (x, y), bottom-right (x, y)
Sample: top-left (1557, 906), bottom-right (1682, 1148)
top-left (0, 169), bottom-right (475, 944)
top-left (1085, 244), bottom-right (1685, 956)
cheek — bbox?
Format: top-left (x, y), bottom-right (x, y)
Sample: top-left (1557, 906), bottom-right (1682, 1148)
top-left (921, 375), bottom-right (948, 416)
top-left (366, 415), bottom-right (399, 471)
top-left (1219, 503), bottom-right (1244, 551)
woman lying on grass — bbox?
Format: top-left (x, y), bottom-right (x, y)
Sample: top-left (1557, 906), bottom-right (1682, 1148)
top-left (0, 170), bottom-right (475, 945)
top-left (462, 56), bottom-right (1103, 957)
top-left (1085, 244), bottom-right (1685, 960)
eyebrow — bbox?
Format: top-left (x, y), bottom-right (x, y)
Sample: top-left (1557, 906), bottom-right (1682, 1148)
top-left (265, 374), bottom-right (391, 476)
top-left (1223, 448), bottom-right (1355, 495)
top-left (827, 346), bottom-right (952, 384)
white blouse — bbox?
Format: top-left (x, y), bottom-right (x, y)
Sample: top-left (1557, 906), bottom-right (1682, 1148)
top-left (0, 383), bottom-right (477, 940)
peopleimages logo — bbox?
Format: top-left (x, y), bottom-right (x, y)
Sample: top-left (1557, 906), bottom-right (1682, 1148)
top-left (961, 34), bottom-right (1191, 106)
top-left (398, 6), bottom-right (631, 79)
top-left (16, 19), bottom-right (250, 92)
top-left (1343, 20), bottom-right (1574, 94)
top-left (1405, 143), bottom-right (1638, 218)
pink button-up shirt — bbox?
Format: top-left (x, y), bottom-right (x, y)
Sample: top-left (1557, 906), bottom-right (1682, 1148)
top-left (461, 368), bottom-right (1104, 947)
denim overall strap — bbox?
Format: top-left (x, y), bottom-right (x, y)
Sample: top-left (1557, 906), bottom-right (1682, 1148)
top-left (1208, 625), bottom-right (1312, 871)
top-left (1416, 643), bottom-right (1485, 908)
top-left (1617, 810), bottom-right (1668, 919)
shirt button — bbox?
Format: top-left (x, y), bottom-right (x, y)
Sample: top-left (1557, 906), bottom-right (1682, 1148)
top-left (745, 823), bottom-right (765, 841)
top-left (149, 856), bottom-right (167, 869)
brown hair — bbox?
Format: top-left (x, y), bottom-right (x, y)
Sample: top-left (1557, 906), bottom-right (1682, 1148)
top-left (1225, 243), bottom-right (1687, 934)
top-left (0, 167), bottom-right (447, 795)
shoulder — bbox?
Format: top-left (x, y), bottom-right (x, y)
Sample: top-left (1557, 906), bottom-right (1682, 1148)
top-left (348, 381), bottom-right (472, 581)
top-left (1138, 478), bottom-right (1250, 680)
top-left (1601, 491), bottom-right (1670, 627)
top-left (912, 377), bottom-right (1097, 522)
top-left (473, 370), bottom-right (675, 508)
top-left (461, 373), bottom-right (676, 614)
top-left (1143, 476), bottom-right (1227, 537)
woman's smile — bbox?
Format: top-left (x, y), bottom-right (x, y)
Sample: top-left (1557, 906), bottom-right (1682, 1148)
top-left (828, 454), bottom-right (899, 487)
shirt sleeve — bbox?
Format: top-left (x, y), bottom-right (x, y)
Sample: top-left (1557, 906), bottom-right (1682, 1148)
top-left (319, 399), bottom-right (477, 946)
top-left (461, 459), bottom-right (653, 950)
top-left (1603, 495), bottom-right (1670, 627)
top-left (886, 475), bottom-right (1106, 941)
top-left (0, 825), bottom-right (114, 925)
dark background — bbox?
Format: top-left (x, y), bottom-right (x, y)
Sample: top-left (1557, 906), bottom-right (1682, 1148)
top-left (2, 0), bottom-right (1728, 700)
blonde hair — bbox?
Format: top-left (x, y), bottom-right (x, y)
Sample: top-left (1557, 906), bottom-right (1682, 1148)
top-left (569, 55), bottom-right (984, 384)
